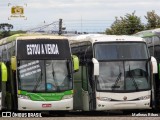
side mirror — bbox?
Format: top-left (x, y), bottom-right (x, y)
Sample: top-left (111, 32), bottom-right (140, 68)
top-left (92, 58), bottom-right (99, 76)
top-left (72, 55), bottom-right (79, 72)
top-left (151, 56), bottom-right (158, 74)
top-left (11, 56), bottom-right (17, 71)
top-left (1, 62), bottom-right (7, 82)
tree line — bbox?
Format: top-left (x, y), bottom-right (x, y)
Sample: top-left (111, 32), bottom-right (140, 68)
top-left (0, 23), bottom-right (26, 39)
top-left (106, 10), bottom-right (160, 35)
top-left (0, 23), bottom-right (13, 39)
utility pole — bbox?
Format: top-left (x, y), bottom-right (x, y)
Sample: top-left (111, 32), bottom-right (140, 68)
top-left (59, 18), bottom-right (62, 35)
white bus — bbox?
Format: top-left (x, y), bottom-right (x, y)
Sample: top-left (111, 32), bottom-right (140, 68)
top-left (69, 34), bottom-right (157, 111)
top-left (0, 34), bottom-right (79, 111)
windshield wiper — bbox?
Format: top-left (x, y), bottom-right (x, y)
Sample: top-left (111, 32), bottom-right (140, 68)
top-left (52, 63), bottom-right (60, 91)
top-left (128, 65), bottom-right (139, 91)
top-left (112, 72), bottom-right (122, 90)
top-left (33, 68), bottom-right (43, 92)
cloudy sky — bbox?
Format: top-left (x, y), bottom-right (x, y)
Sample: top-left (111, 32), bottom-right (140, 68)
top-left (0, 0), bottom-right (160, 32)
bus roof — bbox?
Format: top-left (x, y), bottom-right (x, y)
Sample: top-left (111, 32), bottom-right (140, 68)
top-left (0, 33), bottom-right (67, 45)
top-left (69, 34), bottom-right (145, 44)
top-left (135, 28), bottom-right (160, 37)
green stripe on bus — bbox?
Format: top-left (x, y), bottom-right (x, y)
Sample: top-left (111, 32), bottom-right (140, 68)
top-left (19, 90), bottom-right (73, 101)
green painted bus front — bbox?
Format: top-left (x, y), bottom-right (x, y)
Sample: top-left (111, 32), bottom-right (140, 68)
top-left (0, 34), bottom-right (75, 111)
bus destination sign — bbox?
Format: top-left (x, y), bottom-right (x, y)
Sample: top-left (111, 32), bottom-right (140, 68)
top-left (17, 39), bottom-right (71, 60)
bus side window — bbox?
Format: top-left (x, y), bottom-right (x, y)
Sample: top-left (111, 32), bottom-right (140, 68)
top-left (154, 46), bottom-right (160, 61)
top-left (2, 49), bottom-right (7, 61)
top-left (149, 47), bottom-right (154, 56)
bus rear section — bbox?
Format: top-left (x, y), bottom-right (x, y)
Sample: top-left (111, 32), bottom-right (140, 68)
top-left (0, 35), bottom-right (79, 111)
top-left (70, 35), bottom-right (157, 111)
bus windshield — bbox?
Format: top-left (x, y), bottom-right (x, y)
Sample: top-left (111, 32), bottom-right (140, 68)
top-left (94, 42), bottom-right (150, 92)
top-left (94, 42), bottom-right (149, 60)
top-left (97, 61), bottom-right (151, 92)
top-left (17, 60), bottom-right (72, 92)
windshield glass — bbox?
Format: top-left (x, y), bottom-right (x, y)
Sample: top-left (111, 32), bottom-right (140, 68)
top-left (94, 43), bottom-right (149, 60)
top-left (18, 60), bottom-right (72, 92)
top-left (46, 60), bottom-right (72, 91)
top-left (97, 61), bottom-right (150, 92)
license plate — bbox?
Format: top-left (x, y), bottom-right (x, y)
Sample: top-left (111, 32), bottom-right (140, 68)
top-left (42, 104), bottom-right (52, 108)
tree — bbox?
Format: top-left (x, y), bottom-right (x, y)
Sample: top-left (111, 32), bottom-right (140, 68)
top-left (145, 10), bottom-right (160, 29)
top-left (106, 17), bottom-right (128, 35)
top-left (0, 23), bottom-right (13, 38)
top-left (106, 11), bottom-right (144, 35)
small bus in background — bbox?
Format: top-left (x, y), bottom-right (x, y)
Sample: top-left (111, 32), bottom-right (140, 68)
top-left (135, 28), bottom-right (160, 109)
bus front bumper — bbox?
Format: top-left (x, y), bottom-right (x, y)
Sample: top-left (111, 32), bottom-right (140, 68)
top-left (96, 99), bottom-right (151, 111)
top-left (18, 98), bottom-right (73, 111)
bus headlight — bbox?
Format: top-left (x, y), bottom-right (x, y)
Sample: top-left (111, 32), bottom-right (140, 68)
top-left (18, 95), bottom-right (30, 100)
top-left (62, 95), bottom-right (73, 100)
top-left (138, 95), bottom-right (150, 100)
top-left (97, 97), bottom-right (112, 101)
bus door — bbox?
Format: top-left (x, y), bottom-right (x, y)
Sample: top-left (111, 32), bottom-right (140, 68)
top-left (148, 37), bottom-right (160, 109)
top-left (81, 62), bottom-right (96, 111)
top-left (157, 62), bottom-right (160, 109)
top-left (82, 45), bottom-right (95, 111)
top-left (81, 65), bottom-right (89, 111)
top-left (154, 46), bottom-right (160, 109)
top-left (73, 68), bottom-right (83, 110)
top-left (87, 62), bottom-right (96, 111)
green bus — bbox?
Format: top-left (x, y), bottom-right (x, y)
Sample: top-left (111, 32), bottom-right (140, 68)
top-left (135, 28), bottom-right (160, 109)
top-left (0, 34), bottom-right (79, 111)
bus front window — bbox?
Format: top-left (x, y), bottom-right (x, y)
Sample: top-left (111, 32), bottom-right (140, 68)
top-left (46, 60), bottom-right (72, 91)
top-left (97, 61), bottom-right (150, 91)
top-left (97, 62), bottom-right (124, 91)
top-left (95, 42), bottom-right (151, 92)
top-left (18, 60), bottom-right (45, 92)
top-left (18, 60), bottom-right (72, 92)
top-left (125, 61), bottom-right (150, 91)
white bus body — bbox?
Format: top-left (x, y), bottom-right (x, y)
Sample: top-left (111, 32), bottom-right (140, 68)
top-left (70, 34), bottom-right (157, 111)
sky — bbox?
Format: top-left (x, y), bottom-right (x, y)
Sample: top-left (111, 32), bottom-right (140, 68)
top-left (0, 0), bottom-right (160, 32)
